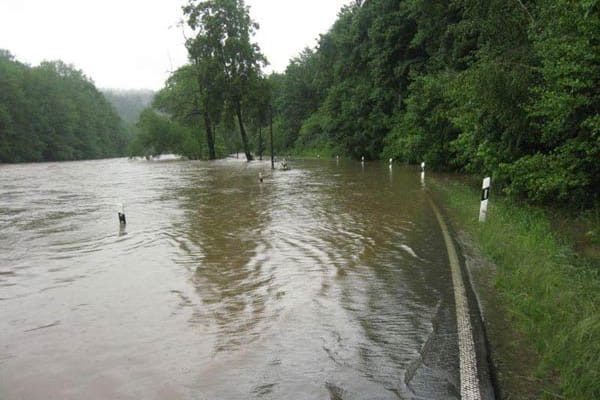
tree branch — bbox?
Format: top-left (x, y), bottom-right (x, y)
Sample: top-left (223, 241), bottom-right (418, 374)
top-left (515, 0), bottom-right (535, 25)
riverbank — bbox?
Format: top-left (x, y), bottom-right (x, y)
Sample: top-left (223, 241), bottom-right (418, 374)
top-left (430, 176), bottom-right (600, 399)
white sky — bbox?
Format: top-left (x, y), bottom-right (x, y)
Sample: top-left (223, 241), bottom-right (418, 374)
top-left (0, 0), bottom-right (351, 90)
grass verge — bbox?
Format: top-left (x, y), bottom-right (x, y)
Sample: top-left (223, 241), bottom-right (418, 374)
top-left (430, 176), bottom-right (600, 399)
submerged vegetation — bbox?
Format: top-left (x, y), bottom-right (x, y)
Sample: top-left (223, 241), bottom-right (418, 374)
top-left (0, 51), bottom-right (129, 162)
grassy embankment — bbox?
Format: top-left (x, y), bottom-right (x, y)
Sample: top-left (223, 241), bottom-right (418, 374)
top-left (430, 177), bottom-right (599, 399)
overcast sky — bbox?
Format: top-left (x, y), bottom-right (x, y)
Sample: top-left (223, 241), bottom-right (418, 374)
top-left (0, 0), bottom-right (351, 90)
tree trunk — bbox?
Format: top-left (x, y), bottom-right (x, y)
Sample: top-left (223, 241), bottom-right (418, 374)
top-left (204, 111), bottom-right (216, 160)
top-left (235, 101), bottom-right (253, 161)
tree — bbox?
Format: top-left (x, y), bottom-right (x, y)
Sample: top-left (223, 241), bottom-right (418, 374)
top-left (0, 51), bottom-right (128, 163)
top-left (503, 0), bottom-right (600, 205)
top-left (183, 0), bottom-right (267, 161)
top-left (152, 65), bottom-right (208, 159)
top-left (246, 75), bottom-right (270, 159)
top-left (183, 31), bottom-right (226, 159)
top-left (131, 108), bottom-right (200, 158)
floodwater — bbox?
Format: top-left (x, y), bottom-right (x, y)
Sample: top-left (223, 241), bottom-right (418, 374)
top-left (1, 158), bottom-right (465, 399)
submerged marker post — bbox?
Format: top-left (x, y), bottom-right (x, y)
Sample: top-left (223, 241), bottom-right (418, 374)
top-left (270, 105), bottom-right (274, 170)
top-left (479, 177), bottom-right (491, 222)
top-left (117, 203), bottom-right (126, 225)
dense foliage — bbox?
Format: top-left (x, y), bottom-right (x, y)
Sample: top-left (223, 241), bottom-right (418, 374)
top-left (0, 51), bottom-right (128, 162)
top-left (269, 0), bottom-right (600, 206)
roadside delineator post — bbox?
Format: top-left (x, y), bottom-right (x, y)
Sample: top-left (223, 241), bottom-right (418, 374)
top-left (479, 177), bottom-right (491, 222)
top-left (117, 203), bottom-right (126, 225)
top-left (421, 162), bottom-right (425, 181)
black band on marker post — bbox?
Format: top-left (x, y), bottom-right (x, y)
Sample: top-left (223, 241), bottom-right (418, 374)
top-left (481, 187), bottom-right (489, 201)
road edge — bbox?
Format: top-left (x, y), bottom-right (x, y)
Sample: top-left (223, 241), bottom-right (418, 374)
top-left (426, 194), bottom-right (483, 400)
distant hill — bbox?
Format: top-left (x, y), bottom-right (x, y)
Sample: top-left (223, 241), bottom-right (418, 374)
top-left (102, 89), bottom-right (155, 127)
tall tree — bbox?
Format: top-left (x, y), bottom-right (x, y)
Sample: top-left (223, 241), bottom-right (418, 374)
top-left (183, 0), bottom-right (267, 161)
top-left (184, 30), bottom-right (226, 160)
top-left (247, 75), bottom-right (271, 159)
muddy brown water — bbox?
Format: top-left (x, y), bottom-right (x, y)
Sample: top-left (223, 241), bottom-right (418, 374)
top-left (1, 157), bottom-right (464, 399)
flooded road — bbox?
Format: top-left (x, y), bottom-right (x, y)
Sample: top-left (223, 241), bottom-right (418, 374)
top-left (1, 158), bottom-right (466, 399)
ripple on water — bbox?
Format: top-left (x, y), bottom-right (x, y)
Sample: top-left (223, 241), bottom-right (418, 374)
top-left (0, 158), bottom-right (460, 399)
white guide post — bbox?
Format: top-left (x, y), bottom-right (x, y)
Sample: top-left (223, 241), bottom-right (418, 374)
top-left (479, 177), bottom-right (491, 222)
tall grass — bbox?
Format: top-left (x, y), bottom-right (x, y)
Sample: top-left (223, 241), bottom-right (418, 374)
top-left (431, 178), bottom-right (600, 399)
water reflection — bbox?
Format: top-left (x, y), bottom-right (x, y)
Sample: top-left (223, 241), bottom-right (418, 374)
top-left (165, 160), bottom-right (460, 398)
top-left (175, 163), bottom-right (275, 352)
top-left (1, 158), bottom-right (460, 399)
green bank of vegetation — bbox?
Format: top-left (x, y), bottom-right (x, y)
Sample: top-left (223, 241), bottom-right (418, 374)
top-left (432, 178), bottom-right (599, 399)
top-left (0, 51), bottom-right (129, 163)
top-left (137, 0), bottom-right (599, 208)
top-left (272, 0), bottom-right (600, 207)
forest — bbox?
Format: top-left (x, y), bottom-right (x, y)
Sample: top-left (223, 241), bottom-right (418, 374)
top-left (0, 50), bottom-right (129, 162)
top-left (132, 0), bottom-right (599, 207)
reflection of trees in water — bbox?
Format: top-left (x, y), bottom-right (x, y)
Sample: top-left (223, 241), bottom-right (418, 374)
top-left (168, 161), bottom-right (460, 395)
top-left (172, 164), bottom-right (274, 352)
